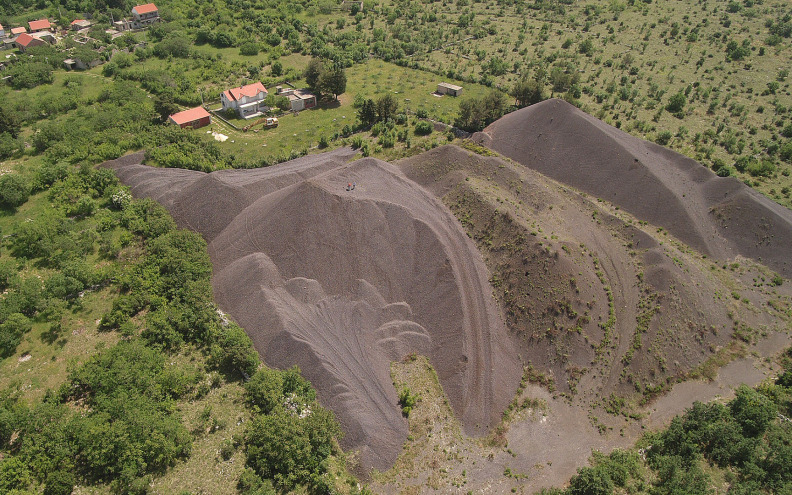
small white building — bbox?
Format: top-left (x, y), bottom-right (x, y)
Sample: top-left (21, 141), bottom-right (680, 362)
top-left (221, 81), bottom-right (269, 119)
top-left (437, 82), bottom-right (463, 97)
top-left (0, 25), bottom-right (5, 39)
top-left (276, 87), bottom-right (317, 112)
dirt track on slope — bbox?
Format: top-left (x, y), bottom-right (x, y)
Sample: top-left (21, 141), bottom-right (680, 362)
top-left (103, 149), bottom-right (521, 474)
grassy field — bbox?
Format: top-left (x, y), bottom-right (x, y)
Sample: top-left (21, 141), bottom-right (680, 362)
top-left (194, 59), bottom-right (487, 162)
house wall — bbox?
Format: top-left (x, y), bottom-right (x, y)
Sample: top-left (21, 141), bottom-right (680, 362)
top-left (18, 38), bottom-right (45, 52)
top-left (222, 90), bottom-right (267, 117)
top-left (180, 116), bottom-right (210, 129)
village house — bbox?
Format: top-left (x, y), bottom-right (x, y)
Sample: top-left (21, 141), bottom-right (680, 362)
top-left (70, 19), bottom-right (92, 31)
top-left (0, 25), bottom-right (5, 38)
top-left (15, 33), bottom-right (46, 52)
top-left (221, 82), bottom-right (268, 119)
top-left (10, 27), bottom-right (27, 36)
top-left (131, 3), bottom-right (160, 29)
top-left (276, 87), bottom-right (317, 112)
top-left (28, 19), bottom-right (51, 33)
top-left (64, 51), bottom-right (102, 70)
top-left (437, 82), bottom-right (463, 97)
top-left (169, 107), bottom-right (212, 129)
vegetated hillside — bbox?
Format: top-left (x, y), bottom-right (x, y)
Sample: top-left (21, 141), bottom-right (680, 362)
top-left (102, 148), bottom-right (522, 474)
top-left (399, 142), bottom-right (791, 405)
top-left (475, 98), bottom-right (792, 278)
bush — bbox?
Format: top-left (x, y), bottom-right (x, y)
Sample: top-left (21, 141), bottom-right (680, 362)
top-left (245, 367), bottom-right (285, 414)
top-left (655, 131), bottom-right (673, 145)
top-left (8, 62), bottom-right (54, 89)
top-left (209, 323), bottom-right (259, 378)
top-left (398, 387), bottom-right (419, 416)
top-left (0, 313), bottom-right (32, 357)
top-left (244, 405), bottom-right (340, 491)
top-left (0, 174), bottom-right (30, 209)
top-left (730, 385), bottom-right (776, 437)
top-left (568, 465), bottom-right (614, 495)
top-left (746, 160), bottom-right (776, 177)
top-left (666, 92), bottom-right (686, 114)
top-left (239, 42), bottom-right (260, 56)
top-left (414, 120), bottom-right (433, 135)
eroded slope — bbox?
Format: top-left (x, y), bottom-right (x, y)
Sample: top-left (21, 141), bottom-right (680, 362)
top-left (103, 150), bottom-right (521, 473)
top-left (474, 99), bottom-right (792, 278)
top-left (398, 144), bottom-right (790, 403)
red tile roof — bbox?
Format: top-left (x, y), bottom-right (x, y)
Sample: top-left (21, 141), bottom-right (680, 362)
top-left (16, 33), bottom-right (40, 48)
top-left (169, 107), bottom-right (211, 126)
top-left (133, 3), bottom-right (159, 14)
top-left (11, 27), bottom-right (27, 35)
top-left (28, 19), bottom-right (51, 31)
top-left (70, 19), bottom-right (86, 25)
top-left (223, 82), bottom-right (268, 102)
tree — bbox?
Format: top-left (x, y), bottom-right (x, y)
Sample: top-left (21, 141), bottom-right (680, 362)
top-left (414, 120), bottom-right (433, 135)
top-left (264, 94), bottom-right (290, 112)
top-left (153, 94), bottom-right (180, 123)
top-left (8, 62), bottom-right (53, 89)
top-left (244, 404), bottom-right (340, 491)
top-left (730, 385), bottom-right (776, 437)
top-left (304, 58), bottom-right (324, 91)
top-left (0, 313), bottom-right (32, 357)
top-left (666, 92), bottom-right (686, 114)
top-left (209, 323), bottom-right (259, 378)
top-left (454, 90), bottom-right (509, 132)
top-left (0, 107), bottom-right (20, 138)
top-left (270, 61), bottom-right (283, 77)
top-left (512, 78), bottom-right (546, 107)
top-left (375, 94), bottom-right (399, 123)
top-left (568, 465), bottom-right (614, 495)
top-left (0, 174), bottom-right (30, 209)
top-left (245, 368), bottom-right (285, 414)
top-left (726, 39), bottom-right (751, 61)
top-left (239, 42), bottom-right (260, 56)
top-left (154, 35), bottom-right (191, 58)
top-left (579, 38), bottom-right (594, 56)
top-left (357, 98), bottom-right (377, 127)
top-left (318, 66), bottom-right (347, 100)
top-left (549, 67), bottom-right (573, 93)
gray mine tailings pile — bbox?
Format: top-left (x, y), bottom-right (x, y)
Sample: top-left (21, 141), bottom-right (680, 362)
top-left (103, 148), bottom-right (521, 473)
top-left (474, 98), bottom-right (792, 277)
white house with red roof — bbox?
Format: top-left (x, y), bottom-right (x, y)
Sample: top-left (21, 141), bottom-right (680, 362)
top-left (0, 25), bottom-right (5, 38)
top-left (28, 19), bottom-right (51, 33)
top-left (131, 3), bottom-right (160, 29)
top-left (10, 27), bottom-right (27, 36)
top-left (221, 82), bottom-right (269, 118)
top-left (169, 107), bottom-right (212, 129)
